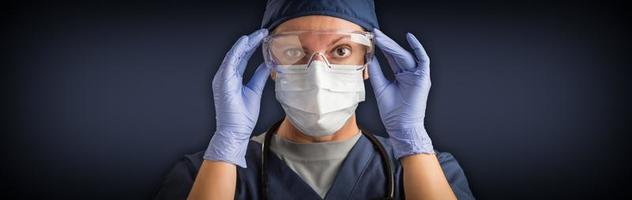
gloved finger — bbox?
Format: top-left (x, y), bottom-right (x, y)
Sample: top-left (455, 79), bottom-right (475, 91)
top-left (217, 35), bottom-right (250, 79)
top-left (237, 29), bottom-right (269, 75)
top-left (245, 63), bottom-right (272, 96)
top-left (373, 28), bottom-right (416, 73)
top-left (367, 56), bottom-right (388, 93)
top-left (405, 33), bottom-right (430, 74)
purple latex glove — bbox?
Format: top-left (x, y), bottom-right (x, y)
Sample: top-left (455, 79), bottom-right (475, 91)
top-left (369, 28), bottom-right (434, 159)
top-left (203, 29), bottom-right (270, 168)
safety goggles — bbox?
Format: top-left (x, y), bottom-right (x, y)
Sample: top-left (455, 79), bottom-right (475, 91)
top-left (262, 31), bottom-right (374, 73)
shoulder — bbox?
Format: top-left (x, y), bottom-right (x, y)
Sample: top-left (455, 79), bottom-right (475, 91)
top-left (153, 140), bottom-right (264, 199)
top-left (371, 134), bottom-right (475, 199)
top-left (153, 151), bottom-right (203, 199)
top-left (434, 151), bottom-right (476, 199)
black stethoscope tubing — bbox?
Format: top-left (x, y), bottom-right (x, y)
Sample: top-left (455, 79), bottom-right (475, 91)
top-left (259, 120), bottom-right (395, 200)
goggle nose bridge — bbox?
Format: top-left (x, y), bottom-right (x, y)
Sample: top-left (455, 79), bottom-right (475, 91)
top-left (304, 52), bottom-right (333, 70)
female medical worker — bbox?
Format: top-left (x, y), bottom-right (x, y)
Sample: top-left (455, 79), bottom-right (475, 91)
top-left (154, 0), bottom-right (474, 199)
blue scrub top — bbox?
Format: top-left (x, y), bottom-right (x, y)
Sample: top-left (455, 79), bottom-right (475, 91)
top-left (154, 134), bottom-right (475, 199)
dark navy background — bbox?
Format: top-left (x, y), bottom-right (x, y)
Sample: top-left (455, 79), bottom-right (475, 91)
top-left (3, 0), bottom-right (631, 199)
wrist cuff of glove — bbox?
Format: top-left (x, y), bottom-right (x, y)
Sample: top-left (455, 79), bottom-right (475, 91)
top-left (387, 125), bottom-right (434, 159)
top-left (203, 130), bottom-right (251, 168)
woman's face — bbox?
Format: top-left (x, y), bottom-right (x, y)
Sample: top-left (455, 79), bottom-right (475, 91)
top-left (270, 15), bottom-right (369, 80)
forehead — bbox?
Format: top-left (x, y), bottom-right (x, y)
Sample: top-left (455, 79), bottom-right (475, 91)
top-left (273, 15), bottom-right (365, 33)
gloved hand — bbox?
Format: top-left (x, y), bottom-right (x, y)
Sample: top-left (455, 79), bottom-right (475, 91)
top-left (203, 29), bottom-right (270, 168)
top-left (369, 28), bottom-right (434, 159)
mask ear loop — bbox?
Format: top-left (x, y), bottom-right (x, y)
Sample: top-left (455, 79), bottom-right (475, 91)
top-left (363, 45), bottom-right (375, 79)
top-left (363, 66), bottom-right (369, 79)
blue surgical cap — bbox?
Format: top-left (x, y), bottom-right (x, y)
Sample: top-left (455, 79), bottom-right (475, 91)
top-left (261, 0), bottom-right (379, 31)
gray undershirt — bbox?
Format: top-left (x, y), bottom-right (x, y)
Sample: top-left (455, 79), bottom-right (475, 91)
top-left (251, 131), bottom-right (362, 198)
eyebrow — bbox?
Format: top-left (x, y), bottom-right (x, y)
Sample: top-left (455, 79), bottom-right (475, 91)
top-left (273, 34), bottom-right (352, 51)
top-left (299, 36), bottom-right (348, 55)
top-left (327, 36), bottom-right (348, 47)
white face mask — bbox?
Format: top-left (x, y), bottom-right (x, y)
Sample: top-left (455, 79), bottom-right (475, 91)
top-left (274, 60), bottom-right (366, 137)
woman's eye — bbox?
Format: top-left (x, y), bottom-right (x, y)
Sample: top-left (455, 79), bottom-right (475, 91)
top-left (283, 48), bottom-right (304, 58)
top-left (332, 46), bottom-right (352, 58)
